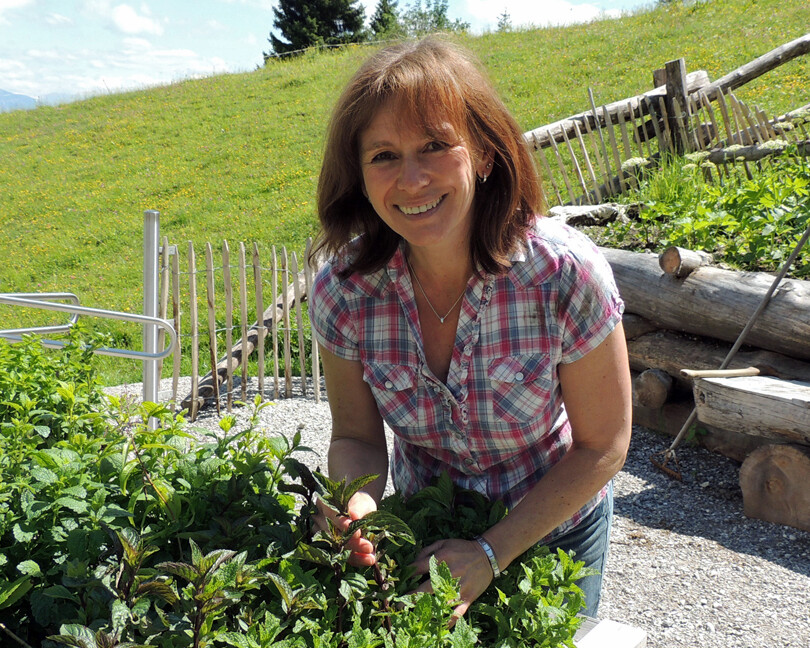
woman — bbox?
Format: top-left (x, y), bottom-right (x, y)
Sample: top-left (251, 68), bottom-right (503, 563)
top-left (309, 36), bottom-right (632, 621)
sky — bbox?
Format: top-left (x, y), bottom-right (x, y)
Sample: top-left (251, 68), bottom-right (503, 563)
top-left (0, 0), bottom-right (654, 102)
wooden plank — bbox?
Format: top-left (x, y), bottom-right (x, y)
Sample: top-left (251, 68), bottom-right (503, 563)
top-left (699, 91), bottom-right (721, 148)
top-left (626, 100), bottom-right (646, 158)
top-left (643, 95), bottom-right (664, 157)
top-left (605, 105), bottom-right (627, 192)
top-left (572, 120), bottom-right (602, 203)
top-left (239, 242), bottom-right (249, 402)
top-left (157, 236), bottom-right (171, 395)
top-left (205, 243), bottom-right (221, 414)
top-left (549, 136), bottom-right (577, 204)
top-left (588, 88), bottom-right (616, 194)
top-left (253, 243), bottom-right (265, 402)
top-left (223, 240), bottom-right (234, 412)
top-left (171, 241), bottom-right (181, 408)
top-left (304, 238), bottom-right (321, 403)
top-left (561, 125), bottom-right (589, 201)
top-left (281, 247), bottom-right (292, 398)
top-left (291, 252), bottom-right (307, 398)
top-left (664, 58), bottom-right (689, 154)
top-left (188, 242), bottom-right (199, 421)
top-left (656, 96), bottom-right (674, 155)
top-left (272, 246), bottom-right (280, 400)
top-left (536, 145), bottom-right (563, 205)
top-left (693, 376), bottom-right (810, 445)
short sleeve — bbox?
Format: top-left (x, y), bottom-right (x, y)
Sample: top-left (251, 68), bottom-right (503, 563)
top-left (309, 259), bottom-right (361, 361)
top-left (556, 229), bottom-right (624, 364)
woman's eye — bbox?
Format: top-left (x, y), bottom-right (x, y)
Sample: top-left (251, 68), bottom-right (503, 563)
top-left (371, 151), bottom-right (396, 163)
top-left (425, 140), bottom-right (448, 152)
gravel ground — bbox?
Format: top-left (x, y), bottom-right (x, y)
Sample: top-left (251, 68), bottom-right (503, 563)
top-left (108, 377), bottom-right (810, 648)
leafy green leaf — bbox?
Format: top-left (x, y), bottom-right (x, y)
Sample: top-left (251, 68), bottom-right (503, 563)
top-left (16, 560), bottom-right (42, 577)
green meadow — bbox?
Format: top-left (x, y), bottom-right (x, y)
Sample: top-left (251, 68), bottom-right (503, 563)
top-left (1, 0), bottom-right (808, 384)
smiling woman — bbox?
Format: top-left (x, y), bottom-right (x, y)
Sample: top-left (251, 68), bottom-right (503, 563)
top-left (307, 35), bottom-right (632, 621)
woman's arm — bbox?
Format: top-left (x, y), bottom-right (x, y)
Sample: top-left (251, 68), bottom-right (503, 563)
top-left (315, 345), bottom-right (390, 565)
top-left (412, 324), bottom-right (632, 618)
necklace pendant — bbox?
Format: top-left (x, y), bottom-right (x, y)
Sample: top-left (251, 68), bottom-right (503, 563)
top-left (439, 316), bottom-right (446, 324)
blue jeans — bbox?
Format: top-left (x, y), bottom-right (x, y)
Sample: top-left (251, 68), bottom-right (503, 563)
top-left (547, 482), bottom-right (613, 618)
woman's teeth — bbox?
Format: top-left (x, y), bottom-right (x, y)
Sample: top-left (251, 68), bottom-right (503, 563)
top-left (398, 196), bottom-right (442, 215)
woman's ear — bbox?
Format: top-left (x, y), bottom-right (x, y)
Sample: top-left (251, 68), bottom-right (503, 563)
top-left (476, 151), bottom-right (495, 180)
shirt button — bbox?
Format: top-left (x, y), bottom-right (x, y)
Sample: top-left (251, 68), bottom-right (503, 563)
top-left (384, 380), bottom-right (394, 389)
top-left (515, 371), bottom-right (525, 381)
top-left (463, 458), bottom-right (475, 467)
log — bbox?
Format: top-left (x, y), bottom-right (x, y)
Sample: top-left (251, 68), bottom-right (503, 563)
top-left (633, 368), bottom-right (674, 409)
top-left (658, 246), bottom-right (712, 278)
top-left (704, 139), bottom-right (810, 164)
top-left (627, 329), bottom-right (810, 387)
top-left (622, 313), bottom-right (659, 341)
top-left (601, 247), bottom-right (810, 361)
top-left (699, 33), bottom-right (810, 103)
top-left (739, 443), bottom-right (810, 532)
top-left (546, 203), bottom-right (628, 227)
top-left (179, 272), bottom-right (308, 412)
top-left (693, 375), bottom-right (810, 445)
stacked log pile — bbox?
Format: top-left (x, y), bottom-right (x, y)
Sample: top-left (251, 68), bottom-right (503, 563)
top-left (602, 245), bottom-right (810, 532)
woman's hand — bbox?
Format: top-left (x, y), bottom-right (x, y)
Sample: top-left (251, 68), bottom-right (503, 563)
top-left (313, 491), bottom-right (378, 567)
top-left (410, 538), bottom-right (495, 622)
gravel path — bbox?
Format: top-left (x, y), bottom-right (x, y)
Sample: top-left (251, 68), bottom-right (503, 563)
top-left (107, 377), bottom-right (810, 647)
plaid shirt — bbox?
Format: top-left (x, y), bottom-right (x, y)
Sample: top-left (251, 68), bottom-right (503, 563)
top-left (310, 218), bottom-right (624, 541)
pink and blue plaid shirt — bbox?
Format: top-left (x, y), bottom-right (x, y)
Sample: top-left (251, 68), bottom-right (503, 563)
top-left (310, 218), bottom-right (624, 540)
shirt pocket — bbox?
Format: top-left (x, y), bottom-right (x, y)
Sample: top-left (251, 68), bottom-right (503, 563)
top-left (363, 362), bottom-right (420, 428)
top-left (488, 354), bottom-right (552, 423)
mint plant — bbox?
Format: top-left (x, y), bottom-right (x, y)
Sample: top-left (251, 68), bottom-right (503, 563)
top-left (0, 335), bottom-right (590, 647)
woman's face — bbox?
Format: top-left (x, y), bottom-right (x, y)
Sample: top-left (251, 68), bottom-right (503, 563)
top-left (358, 103), bottom-right (490, 255)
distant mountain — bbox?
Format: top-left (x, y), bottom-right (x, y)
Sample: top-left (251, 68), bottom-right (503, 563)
top-left (0, 89), bottom-right (78, 112)
top-left (0, 89), bottom-right (37, 112)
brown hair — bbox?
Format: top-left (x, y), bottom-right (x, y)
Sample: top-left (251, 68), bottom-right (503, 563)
top-left (313, 36), bottom-right (545, 277)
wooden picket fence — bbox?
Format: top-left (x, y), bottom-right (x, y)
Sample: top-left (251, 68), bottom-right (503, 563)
top-left (525, 37), bottom-right (810, 206)
top-left (155, 238), bottom-right (320, 420)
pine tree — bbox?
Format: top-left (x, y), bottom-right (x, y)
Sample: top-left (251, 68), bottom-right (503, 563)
top-left (266, 0), bottom-right (367, 57)
top-left (370, 0), bottom-right (402, 39)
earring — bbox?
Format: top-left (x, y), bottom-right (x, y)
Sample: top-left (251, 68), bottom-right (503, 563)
top-left (479, 173), bottom-right (488, 183)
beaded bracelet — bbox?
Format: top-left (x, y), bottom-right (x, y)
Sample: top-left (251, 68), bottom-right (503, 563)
top-left (474, 535), bottom-right (501, 578)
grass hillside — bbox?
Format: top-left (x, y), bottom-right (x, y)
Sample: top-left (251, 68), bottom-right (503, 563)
top-left (1, 0), bottom-right (808, 383)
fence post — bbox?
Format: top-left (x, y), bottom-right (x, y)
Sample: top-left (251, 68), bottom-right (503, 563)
top-left (143, 210), bottom-right (160, 411)
top-left (664, 58), bottom-right (690, 154)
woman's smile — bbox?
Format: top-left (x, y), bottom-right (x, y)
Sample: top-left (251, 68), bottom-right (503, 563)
top-left (397, 195), bottom-right (445, 215)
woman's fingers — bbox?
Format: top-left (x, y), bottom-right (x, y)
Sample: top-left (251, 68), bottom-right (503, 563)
top-left (311, 492), bottom-right (378, 565)
top-left (408, 538), bottom-right (494, 622)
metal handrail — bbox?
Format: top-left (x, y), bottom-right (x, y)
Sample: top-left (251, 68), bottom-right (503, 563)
top-left (0, 293), bottom-right (176, 361)
top-left (0, 292), bottom-right (80, 336)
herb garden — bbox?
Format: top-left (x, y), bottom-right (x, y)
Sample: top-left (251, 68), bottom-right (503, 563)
top-left (0, 332), bottom-right (591, 648)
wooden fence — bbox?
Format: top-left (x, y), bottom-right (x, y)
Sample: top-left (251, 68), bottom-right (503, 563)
top-left (155, 238), bottom-right (319, 420)
top-left (525, 34), bottom-right (810, 206)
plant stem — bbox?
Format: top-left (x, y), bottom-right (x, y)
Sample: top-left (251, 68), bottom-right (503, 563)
top-left (0, 622), bottom-right (34, 648)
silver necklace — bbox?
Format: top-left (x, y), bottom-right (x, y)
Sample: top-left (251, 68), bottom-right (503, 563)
top-left (406, 257), bottom-right (466, 324)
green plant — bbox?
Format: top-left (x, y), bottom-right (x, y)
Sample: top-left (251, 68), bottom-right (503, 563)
top-left (0, 335), bottom-right (591, 647)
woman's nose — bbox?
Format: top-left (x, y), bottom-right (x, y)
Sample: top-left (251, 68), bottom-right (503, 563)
top-left (397, 156), bottom-right (429, 191)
